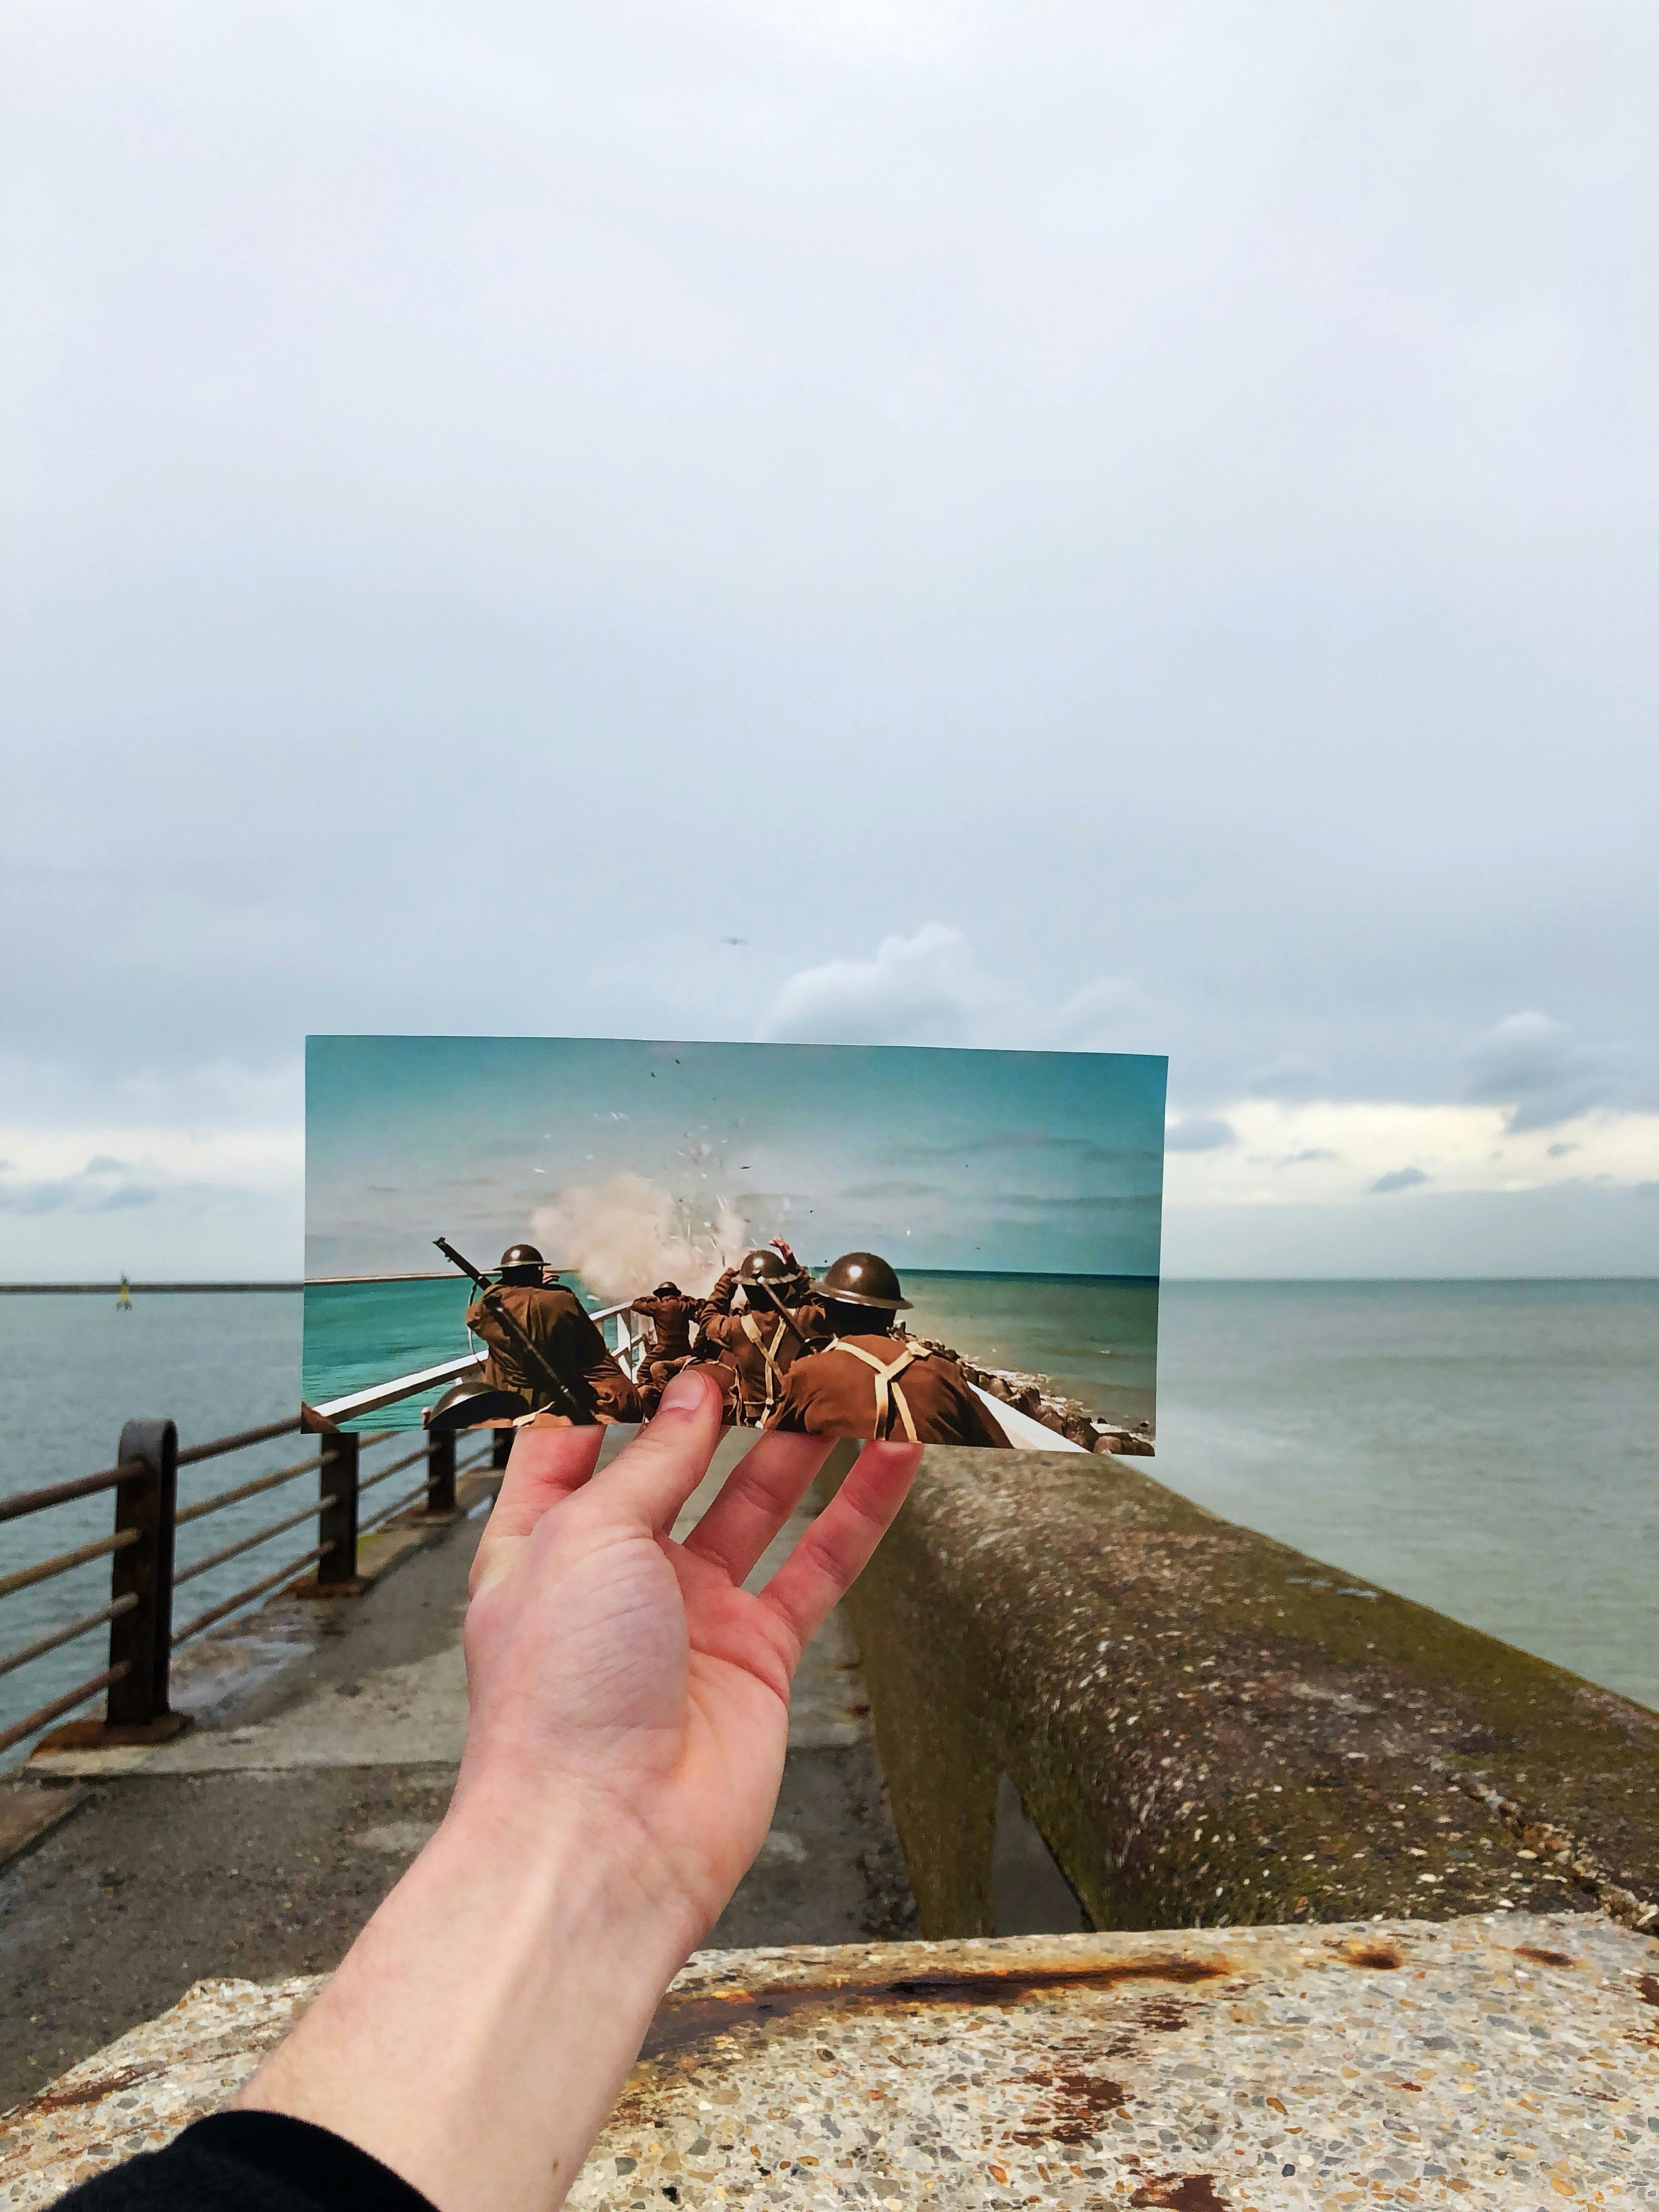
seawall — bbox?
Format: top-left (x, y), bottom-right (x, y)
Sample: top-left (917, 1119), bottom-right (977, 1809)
top-left (838, 1446), bottom-right (1659, 1941)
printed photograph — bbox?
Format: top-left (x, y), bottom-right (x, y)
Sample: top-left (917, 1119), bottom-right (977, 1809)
top-left (303, 1036), bottom-right (1166, 1454)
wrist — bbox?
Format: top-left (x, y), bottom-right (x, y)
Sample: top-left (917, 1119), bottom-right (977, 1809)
top-left (241, 1783), bottom-right (697, 2212)
top-left (441, 1764), bottom-right (702, 1980)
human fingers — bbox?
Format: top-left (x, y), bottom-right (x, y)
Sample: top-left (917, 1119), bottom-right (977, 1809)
top-left (679, 1430), bottom-right (832, 1586)
top-left (469, 1425), bottom-right (604, 1596)
top-left (597, 1363), bottom-right (725, 1531)
top-left (756, 1441), bottom-right (921, 1658)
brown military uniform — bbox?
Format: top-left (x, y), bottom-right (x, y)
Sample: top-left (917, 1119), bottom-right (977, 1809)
top-left (465, 1283), bottom-right (642, 1425)
top-left (766, 1333), bottom-right (1011, 1447)
top-left (627, 1290), bottom-right (709, 1409)
top-left (696, 1267), bottom-right (827, 1426)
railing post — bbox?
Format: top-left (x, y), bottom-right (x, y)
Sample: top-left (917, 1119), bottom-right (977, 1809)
top-left (490, 1429), bottom-right (514, 1471)
top-left (426, 1426), bottom-right (456, 1515)
top-left (317, 1430), bottom-right (360, 1587)
top-left (106, 1419), bottom-right (179, 1732)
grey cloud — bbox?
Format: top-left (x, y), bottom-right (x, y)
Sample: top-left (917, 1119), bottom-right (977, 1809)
top-left (83, 1154), bottom-right (133, 1173)
top-left (895, 1132), bottom-right (1158, 1166)
top-left (0, 1171), bottom-right (159, 1214)
top-left (1165, 1116), bottom-right (1235, 1154)
top-left (1547, 1142), bottom-right (1577, 1159)
top-left (839, 1180), bottom-right (943, 1201)
top-left (1281, 1148), bottom-right (1337, 1166)
top-left (1460, 1013), bottom-right (1613, 1134)
top-left (1245, 1056), bottom-right (1328, 1102)
top-left (995, 1193), bottom-right (1160, 1214)
top-left (1369, 1167), bottom-right (1430, 1195)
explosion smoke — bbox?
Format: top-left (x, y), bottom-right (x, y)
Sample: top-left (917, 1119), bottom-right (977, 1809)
top-left (531, 1172), bottom-right (752, 1303)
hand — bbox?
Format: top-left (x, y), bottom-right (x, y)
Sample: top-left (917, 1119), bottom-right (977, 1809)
top-left (770, 1235), bottom-right (799, 1266)
top-left (241, 1365), bottom-right (920, 2212)
top-left (459, 1364), bottom-right (918, 1936)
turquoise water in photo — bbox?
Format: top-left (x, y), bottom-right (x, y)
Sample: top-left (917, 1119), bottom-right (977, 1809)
top-left (297, 1270), bottom-right (1161, 1434)
top-left (4, 1278), bottom-right (1657, 1761)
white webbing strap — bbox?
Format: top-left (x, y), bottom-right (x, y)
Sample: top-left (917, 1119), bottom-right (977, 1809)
top-left (740, 1312), bottom-right (790, 1418)
top-left (828, 1339), bottom-right (930, 1443)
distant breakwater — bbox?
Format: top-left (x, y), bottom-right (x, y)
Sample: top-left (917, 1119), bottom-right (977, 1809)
top-left (0, 1283), bottom-right (303, 1295)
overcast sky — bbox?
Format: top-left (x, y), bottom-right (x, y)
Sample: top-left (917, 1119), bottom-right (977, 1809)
top-left (3, 0), bottom-right (1655, 1279)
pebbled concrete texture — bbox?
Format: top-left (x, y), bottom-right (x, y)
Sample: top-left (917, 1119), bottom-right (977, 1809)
top-left (1, 1443), bottom-right (915, 2111)
top-left (5, 1914), bottom-right (1659, 2208)
top-left (839, 1447), bottom-right (1659, 1941)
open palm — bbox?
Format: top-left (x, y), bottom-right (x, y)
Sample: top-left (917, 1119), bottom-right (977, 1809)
top-left (459, 1365), bottom-right (919, 1938)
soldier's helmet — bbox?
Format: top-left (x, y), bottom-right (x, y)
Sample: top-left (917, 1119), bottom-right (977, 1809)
top-left (653, 1281), bottom-right (682, 1298)
top-left (498, 1243), bottom-right (545, 1284)
top-left (737, 1248), bottom-right (805, 1289)
top-left (810, 1251), bottom-right (912, 1311)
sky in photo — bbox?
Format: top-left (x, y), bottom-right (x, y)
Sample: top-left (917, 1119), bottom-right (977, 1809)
top-left (305, 1035), bottom-right (1166, 1283)
top-left (4, 2), bottom-right (1654, 1280)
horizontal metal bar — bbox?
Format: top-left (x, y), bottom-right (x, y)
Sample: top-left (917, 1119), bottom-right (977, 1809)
top-left (358, 1444), bottom-right (430, 1494)
top-left (0, 1594), bottom-right (138, 1685)
top-left (357, 1430), bottom-right (398, 1449)
top-left (172, 1495), bottom-right (342, 1589)
top-left (0, 1459), bottom-right (146, 1527)
top-left (0, 1661), bottom-right (131, 1757)
top-left (174, 1454), bottom-right (324, 1527)
top-left (314, 1353), bottom-right (482, 1424)
top-left (0, 1527), bottom-right (139, 1604)
top-left (359, 1478), bottom-right (438, 1536)
top-left (170, 1545), bottom-right (334, 1648)
top-left (176, 1415), bottom-right (302, 1468)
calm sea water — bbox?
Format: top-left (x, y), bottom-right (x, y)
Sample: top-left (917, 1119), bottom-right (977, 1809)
top-left (4, 1278), bottom-right (1656, 1760)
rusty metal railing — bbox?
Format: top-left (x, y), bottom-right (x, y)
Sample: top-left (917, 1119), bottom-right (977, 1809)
top-left (0, 1398), bottom-right (496, 1762)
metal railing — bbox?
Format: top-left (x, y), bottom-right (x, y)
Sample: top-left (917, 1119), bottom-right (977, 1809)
top-left (0, 1383), bottom-right (503, 1762)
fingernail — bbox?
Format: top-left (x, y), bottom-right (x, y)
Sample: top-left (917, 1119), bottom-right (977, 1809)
top-left (658, 1367), bottom-right (707, 1415)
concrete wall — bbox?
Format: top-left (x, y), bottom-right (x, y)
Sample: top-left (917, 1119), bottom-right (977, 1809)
top-left (834, 1448), bottom-right (1659, 1940)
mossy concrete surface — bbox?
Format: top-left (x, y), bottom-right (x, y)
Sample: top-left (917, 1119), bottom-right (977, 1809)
top-left (837, 1449), bottom-right (1659, 1940)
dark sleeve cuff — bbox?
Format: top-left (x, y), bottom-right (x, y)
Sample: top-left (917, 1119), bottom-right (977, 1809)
top-left (53, 2109), bottom-right (440, 2212)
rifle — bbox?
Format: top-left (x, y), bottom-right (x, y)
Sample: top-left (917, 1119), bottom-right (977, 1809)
top-left (743, 1276), bottom-right (814, 1352)
top-left (434, 1237), bottom-right (592, 1424)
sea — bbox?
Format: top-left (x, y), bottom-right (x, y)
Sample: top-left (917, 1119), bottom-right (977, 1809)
top-left (3, 1277), bottom-right (1656, 1760)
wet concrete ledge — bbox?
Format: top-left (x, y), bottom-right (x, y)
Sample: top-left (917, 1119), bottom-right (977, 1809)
top-left (839, 1448), bottom-right (1659, 1940)
top-left (4, 1913), bottom-right (1657, 2205)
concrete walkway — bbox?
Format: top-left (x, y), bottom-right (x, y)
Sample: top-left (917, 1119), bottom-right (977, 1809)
top-left (0, 1437), bottom-right (914, 2109)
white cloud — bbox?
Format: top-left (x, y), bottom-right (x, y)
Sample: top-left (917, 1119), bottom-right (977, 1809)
top-left (761, 923), bottom-right (1138, 1053)
top-left (762, 924), bottom-right (1006, 1046)
top-left (1166, 1098), bottom-right (1659, 1207)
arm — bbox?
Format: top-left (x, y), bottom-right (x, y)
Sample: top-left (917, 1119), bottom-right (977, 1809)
top-left (701, 1267), bottom-right (740, 1316)
top-left (236, 1367), bottom-right (919, 2212)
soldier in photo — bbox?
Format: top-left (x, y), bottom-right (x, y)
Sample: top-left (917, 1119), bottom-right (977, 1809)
top-left (696, 1240), bottom-right (827, 1427)
top-left (765, 1251), bottom-right (1012, 1447)
top-left (628, 1280), bottom-right (707, 1417)
top-left (466, 1243), bottom-right (642, 1426)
